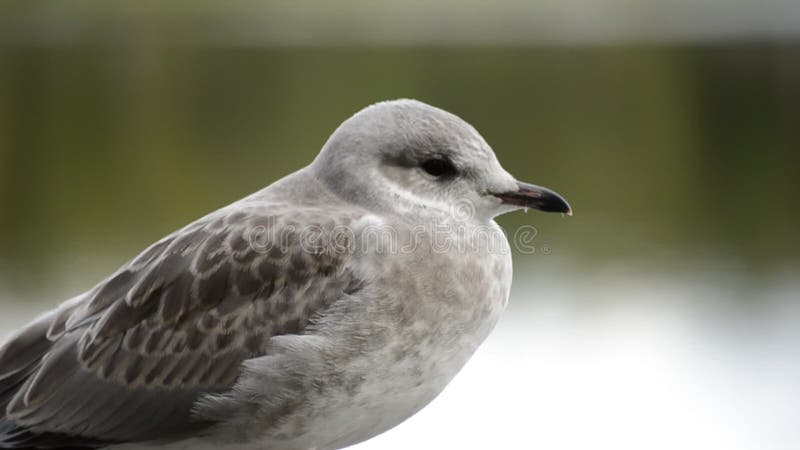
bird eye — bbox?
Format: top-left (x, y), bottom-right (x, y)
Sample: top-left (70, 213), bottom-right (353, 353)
top-left (421, 158), bottom-right (457, 178)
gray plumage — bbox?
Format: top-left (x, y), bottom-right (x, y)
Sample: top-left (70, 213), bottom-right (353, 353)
top-left (0, 99), bottom-right (570, 450)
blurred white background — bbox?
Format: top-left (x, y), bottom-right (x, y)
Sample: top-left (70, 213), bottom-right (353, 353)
top-left (354, 264), bottom-right (800, 450)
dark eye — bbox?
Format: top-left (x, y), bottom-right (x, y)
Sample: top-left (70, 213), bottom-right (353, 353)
top-left (421, 158), bottom-right (457, 178)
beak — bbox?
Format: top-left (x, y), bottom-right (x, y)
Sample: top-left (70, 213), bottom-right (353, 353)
top-left (492, 181), bottom-right (572, 215)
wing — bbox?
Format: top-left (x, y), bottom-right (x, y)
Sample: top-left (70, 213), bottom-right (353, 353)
top-left (0, 205), bottom-right (363, 448)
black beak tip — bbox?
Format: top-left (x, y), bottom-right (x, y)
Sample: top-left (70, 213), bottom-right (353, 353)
top-left (537, 195), bottom-right (573, 216)
top-left (493, 182), bottom-right (572, 216)
top-left (546, 200), bottom-right (573, 216)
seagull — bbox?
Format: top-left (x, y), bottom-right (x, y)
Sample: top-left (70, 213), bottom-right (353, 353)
top-left (0, 99), bottom-right (570, 450)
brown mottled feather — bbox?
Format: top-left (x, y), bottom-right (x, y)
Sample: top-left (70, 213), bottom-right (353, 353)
top-left (0, 206), bottom-right (362, 444)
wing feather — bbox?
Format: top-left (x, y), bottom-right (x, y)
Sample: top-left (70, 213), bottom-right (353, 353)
top-left (0, 206), bottom-right (362, 447)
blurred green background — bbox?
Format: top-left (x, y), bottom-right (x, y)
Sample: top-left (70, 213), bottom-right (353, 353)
top-left (1, 2), bottom-right (800, 450)
top-left (2, 41), bottom-right (798, 294)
